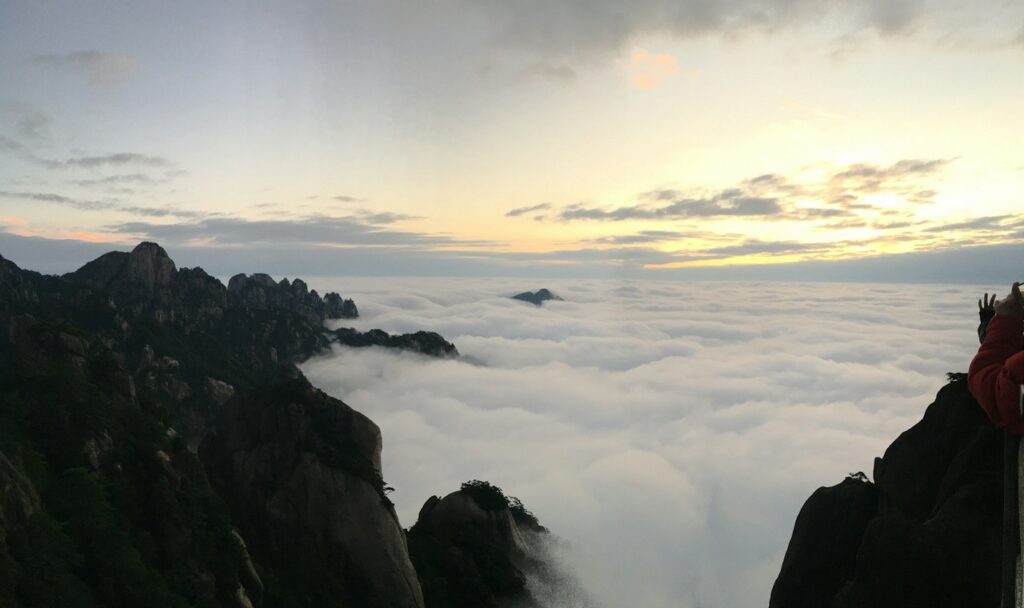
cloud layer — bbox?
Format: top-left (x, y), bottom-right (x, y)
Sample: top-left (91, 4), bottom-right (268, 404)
top-left (300, 277), bottom-right (984, 608)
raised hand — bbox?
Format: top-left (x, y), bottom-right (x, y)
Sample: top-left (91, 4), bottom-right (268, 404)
top-left (979, 292), bottom-right (997, 321)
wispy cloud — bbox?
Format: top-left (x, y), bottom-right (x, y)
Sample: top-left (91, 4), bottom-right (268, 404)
top-left (506, 202), bottom-right (553, 217)
top-left (32, 51), bottom-right (138, 87)
top-left (0, 134), bottom-right (57, 169)
top-left (0, 133), bottom-right (172, 171)
top-left (108, 215), bottom-right (495, 248)
top-left (558, 193), bottom-right (781, 221)
top-left (587, 230), bottom-right (698, 245)
top-left (0, 103), bottom-right (52, 142)
top-left (828, 158), bottom-right (951, 189)
top-left (351, 210), bottom-right (421, 224)
top-left (922, 214), bottom-right (1024, 233)
top-left (0, 190), bottom-right (197, 218)
top-left (0, 190), bottom-right (109, 211)
top-left (72, 174), bottom-right (159, 188)
top-left (64, 152), bottom-right (168, 168)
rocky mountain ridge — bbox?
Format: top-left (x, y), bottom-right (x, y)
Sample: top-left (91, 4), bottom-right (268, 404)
top-left (0, 242), bottom-right (565, 608)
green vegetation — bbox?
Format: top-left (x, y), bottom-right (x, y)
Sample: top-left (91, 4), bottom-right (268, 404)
top-left (460, 480), bottom-right (541, 529)
top-left (0, 332), bottom-right (245, 607)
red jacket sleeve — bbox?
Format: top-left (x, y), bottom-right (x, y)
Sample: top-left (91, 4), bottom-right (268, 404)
top-left (968, 314), bottom-right (1024, 431)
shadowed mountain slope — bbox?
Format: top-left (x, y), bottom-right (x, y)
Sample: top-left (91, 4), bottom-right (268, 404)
top-left (771, 375), bottom-right (1003, 608)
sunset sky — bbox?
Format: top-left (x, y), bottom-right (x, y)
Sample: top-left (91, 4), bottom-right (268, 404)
top-left (1, 0), bottom-right (1023, 278)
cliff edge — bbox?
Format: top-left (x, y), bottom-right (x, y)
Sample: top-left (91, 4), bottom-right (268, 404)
top-left (771, 375), bottom-right (1003, 608)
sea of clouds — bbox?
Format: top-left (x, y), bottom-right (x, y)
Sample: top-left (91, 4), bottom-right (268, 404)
top-left (299, 277), bottom-right (989, 608)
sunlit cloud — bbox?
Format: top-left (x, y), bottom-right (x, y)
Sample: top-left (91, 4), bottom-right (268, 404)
top-left (0, 216), bottom-right (126, 244)
top-left (629, 50), bottom-right (679, 90)
top-left (545, 158), bottom-right (950, 225)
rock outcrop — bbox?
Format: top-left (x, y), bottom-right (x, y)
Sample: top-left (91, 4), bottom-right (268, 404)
top-left (771, 375), bottom-right (1003, 608)
top-left (228, 273), bottom-right (357, 325)
top-left (332, 328), bottom-right (459, 358)
top-left (408, 480), bottom-right (588, 608)
top-left (511, 289), bottom-right (563, 306)
top-left (201, 372), bottom-right (424, 608)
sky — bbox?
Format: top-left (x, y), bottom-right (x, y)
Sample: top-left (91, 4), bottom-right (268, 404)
top-left (0, 0), bottom-right (1023, 279)
top-left (299, 277), bottom-right (983, 608)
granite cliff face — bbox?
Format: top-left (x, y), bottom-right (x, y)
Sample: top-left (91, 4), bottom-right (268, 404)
top-left (201, 372), bottom-right (424, 608)
top-left (0, 242), bottom-right (561, 608)
top-left (771, 375), bottom-right (1003, 608)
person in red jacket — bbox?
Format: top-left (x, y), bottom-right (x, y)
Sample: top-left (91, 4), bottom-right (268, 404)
top-left (969, 282), bottom-right (1024, 432)
top-left (970, 282), bottom-right (1024, 607)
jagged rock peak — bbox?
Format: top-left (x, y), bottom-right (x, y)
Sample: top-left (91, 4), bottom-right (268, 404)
top-left (125, 241), bottom-right (177, 291)
top-left (65, 241), bottom-right (175, 295)
top-left (227, 272), bottom-right (358, 323)
top-left (61, 240), bottom-right (357, 323)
